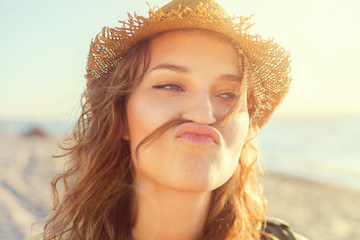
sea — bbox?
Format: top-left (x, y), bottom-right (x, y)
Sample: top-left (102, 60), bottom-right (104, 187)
top-left (1, 115), bottom-right (360, 191)
top-left (257, 115), bottom-right (360, 191)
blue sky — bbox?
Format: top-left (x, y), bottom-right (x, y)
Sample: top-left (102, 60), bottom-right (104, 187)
top-left (1, 0), bottom-right (359, 121)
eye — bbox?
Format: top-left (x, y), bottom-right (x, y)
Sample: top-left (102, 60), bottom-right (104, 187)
top-left (152, 83), bottom-right (185, 92)
top-left (217, 92), bottom-right (238, 100)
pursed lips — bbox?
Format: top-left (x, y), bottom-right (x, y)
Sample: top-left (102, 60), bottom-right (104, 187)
top-left (175, 122), bottom-right (221, 146)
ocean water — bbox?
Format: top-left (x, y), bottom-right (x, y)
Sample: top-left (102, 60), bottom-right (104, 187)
top-left (257, 115), bottom-right (360, 191)
top-left (1, 115), bottom-right (360, 191)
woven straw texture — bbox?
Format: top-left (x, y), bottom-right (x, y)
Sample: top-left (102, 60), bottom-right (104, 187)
top-left (86, 0), bottom-right (292, 128)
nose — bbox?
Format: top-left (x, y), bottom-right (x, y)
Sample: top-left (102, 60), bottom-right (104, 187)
top-left (181, 92), bottom-right (216, 125)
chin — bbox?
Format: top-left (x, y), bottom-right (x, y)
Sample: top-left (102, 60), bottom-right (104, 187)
top-left (161, 167), bottom-right (235, 193)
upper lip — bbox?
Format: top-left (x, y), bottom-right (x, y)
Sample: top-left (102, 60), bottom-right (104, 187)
top-left (174, 122), bottom-right (221, 144)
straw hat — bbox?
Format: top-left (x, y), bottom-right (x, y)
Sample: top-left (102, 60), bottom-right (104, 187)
top-left (86, 0), bottom-right (292, 128)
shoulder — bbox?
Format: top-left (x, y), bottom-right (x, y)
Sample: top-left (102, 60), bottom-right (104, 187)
top-left (262, 217), bottom-right (309, 240)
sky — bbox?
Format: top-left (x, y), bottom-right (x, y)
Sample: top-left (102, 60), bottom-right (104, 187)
top-left (1, 0), bottom-right (360, 122)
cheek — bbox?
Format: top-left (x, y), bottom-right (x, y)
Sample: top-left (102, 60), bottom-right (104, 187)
top-left (211, 112), bottom-right (249, 187)
top-left (126, 92), bottom-right (179, 153)
top-left (226, 112), bottom-right (249, 148)
top-left (222, 112), bottom-right (250, 171)
top-left (126, 95), bottom-right (152, 152)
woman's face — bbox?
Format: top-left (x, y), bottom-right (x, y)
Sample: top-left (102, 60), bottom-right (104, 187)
top-left (126, 30), bottom-right (249, 192)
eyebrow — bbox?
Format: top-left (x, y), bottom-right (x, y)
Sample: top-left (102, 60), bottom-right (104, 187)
top-left (149, 63), bottom-right (189, 73)
top-left (219, 74), bottom-right (243, 83)
top-left (149, 63), bottom-right (243, 82)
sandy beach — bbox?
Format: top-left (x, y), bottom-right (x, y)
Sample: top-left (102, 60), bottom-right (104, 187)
top-left (0, 132), bottom-right (359, 240)
top-left (259, 172), bottom-right (360, 240)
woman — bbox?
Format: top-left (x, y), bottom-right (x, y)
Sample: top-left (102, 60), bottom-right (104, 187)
top-left (41, 0), bottom-right (303, 239)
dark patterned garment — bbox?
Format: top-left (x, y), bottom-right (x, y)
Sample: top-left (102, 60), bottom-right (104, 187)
top-left (262, 218), bottom-right (309, 240)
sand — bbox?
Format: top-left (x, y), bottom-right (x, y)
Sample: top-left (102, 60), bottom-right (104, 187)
top-left (0, 133), bottom-right (359, 240)
top-left (0, 133), bottom-right (61, 239)
top-left (259, 172), bottom-right (360, 240)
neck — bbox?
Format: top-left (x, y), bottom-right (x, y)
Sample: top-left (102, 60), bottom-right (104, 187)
top-left (132, 177), bottom-right (212, 240)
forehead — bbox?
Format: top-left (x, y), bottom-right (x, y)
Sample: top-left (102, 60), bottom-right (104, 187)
top-left (148, 30), bottom-right (241, 76)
